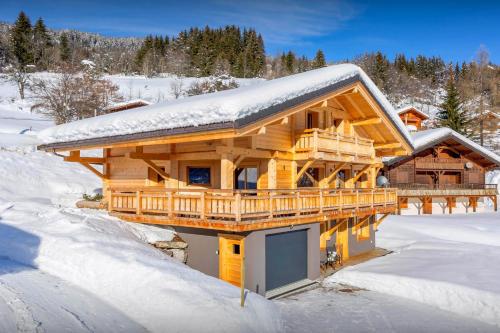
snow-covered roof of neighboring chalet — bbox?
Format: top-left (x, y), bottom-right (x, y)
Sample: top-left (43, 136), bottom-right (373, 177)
top-left (385, 127), bottom-right (500, 168)
top-left (104, 99), bottom-right (151, 112)
top-left (37, 64), bottom-right (413, 150)
top-left (397, 106), bottom-right (429, 120)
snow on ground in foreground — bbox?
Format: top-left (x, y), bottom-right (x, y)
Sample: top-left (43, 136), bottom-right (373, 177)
top-left (277, 285), bottom-right (498, 333)
top-left (326, 212), bottom-right (500, 327)
top-left (0, 95), bottom-right (281, 332)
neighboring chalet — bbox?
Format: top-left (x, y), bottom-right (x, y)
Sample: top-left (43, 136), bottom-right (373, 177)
top-left (384, 127), bottom-right (500, 215)
top-left (397, 106), bottom-right (429, 132)
top-left (38, 64), bottom-right (413, 297)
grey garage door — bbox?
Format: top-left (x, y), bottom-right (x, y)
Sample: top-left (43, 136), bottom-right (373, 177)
top-left (265, 229), bottom-right (308, 291)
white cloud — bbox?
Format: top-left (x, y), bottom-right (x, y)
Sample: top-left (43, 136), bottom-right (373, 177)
top-left (207, 0), bottom-right (360, 46)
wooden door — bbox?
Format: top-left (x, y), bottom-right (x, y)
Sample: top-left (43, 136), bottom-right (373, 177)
top-left (219, 234), bottom-right (244, 287)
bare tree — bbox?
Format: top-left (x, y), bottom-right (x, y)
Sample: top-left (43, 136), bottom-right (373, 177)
top-left (3, 62), bottom-right (33, 99)
top-left (475, 45), bottom-right (490, 145)
top-left (31, 66), bottom-right (122, 124)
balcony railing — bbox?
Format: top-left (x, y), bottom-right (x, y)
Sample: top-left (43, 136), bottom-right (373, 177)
top-left (109, 187), bottom-right (397, 226)
top-left (415, 157), bottom-right (464, 170)
top-left (295, 129), bottom-right (374, 158)
top-left (391, 183), bottom-right (498, 197)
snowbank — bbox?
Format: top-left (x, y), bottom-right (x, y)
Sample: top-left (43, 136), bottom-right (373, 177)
top-left (326, 213), bottom-right (500, 327)
top-left (38, 64), bottom-right (413, 147)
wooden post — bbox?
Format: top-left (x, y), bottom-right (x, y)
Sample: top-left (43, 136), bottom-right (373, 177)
top-left (494, 196), bottom-right (498, 212)
top-left (167, 192), bottom-right (174, 219)
top-left (200, 191), bottom-right (206, 219)
top-left (235, 193), bottom-right (241, 222)
top-left (240, 254), bottom-right (246, 307)
top-left (136, 190), bottom-right (142, 215)
top-left (312, 129), bottom-right (319, 154)
top-left (269, 191), bottom-right (274, 219)
top-left (319, 189), bottom-right (323, 214)
top-left (295, 191), bottom-right (301, 216)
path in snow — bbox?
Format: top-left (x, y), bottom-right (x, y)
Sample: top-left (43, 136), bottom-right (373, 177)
top-left (277, 285), bottom-right (499, 333)
top-left (0, 259), bottom-right (147, 333)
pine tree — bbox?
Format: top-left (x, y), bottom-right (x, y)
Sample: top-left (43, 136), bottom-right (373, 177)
top-left (285, 51), bottom-right (295, 74)
top-left (59, 32), bottom-right (71, 62)
top-left (33, 18), bottom-right (51, 69)
top-left (437, 67), bottom-right (468, 135)
top-left (312, 49), bottom-right (326, 69)
top-left (10, 11), bottom-right (33, 67)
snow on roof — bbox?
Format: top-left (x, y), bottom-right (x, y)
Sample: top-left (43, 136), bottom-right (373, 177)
top-left (386, 127), bottom-right (500, 167)
top-left (104, 99), bottom-right (151, 110)
top-left (397, 106), bottom-right (429, 119)
top-left (38, 64), bottom-right (413, 148)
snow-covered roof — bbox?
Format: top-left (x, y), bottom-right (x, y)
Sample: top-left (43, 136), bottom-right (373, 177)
top-left (397, 106), bottom-right (429, 120)
top-left (385, 127), bottom-right (500, 168)
top-left (104, 99), bottom-right (151, 111)
top-left (38, 64), bottom-right (413, 149)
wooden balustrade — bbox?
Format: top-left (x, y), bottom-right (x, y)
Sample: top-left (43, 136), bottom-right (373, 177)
top-left (415, 157), bottom-right (464, 170)
top-left (295, 129), bottom-right (374, 157)
top-left (109, 187), bottom-right (397, 225)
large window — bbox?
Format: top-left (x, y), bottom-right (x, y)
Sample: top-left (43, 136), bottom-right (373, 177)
top-left (188, 167), bottom-right (211, 185)
top-left (235, 167), bottom-right (258, 190)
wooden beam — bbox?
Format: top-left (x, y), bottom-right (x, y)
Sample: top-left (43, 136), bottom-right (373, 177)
top-left (352, 215), bottom-right (370, 233)
top-left (308, 106), bottom-right (351, 119)
top-left (352, 165), bottom-right (372, 183)
top-left (323, 162), bottom-right (347, 185)
top-left (296, 160), bottom-right (314, 181)
top-left (216, 146), bottom-right (272, 159)
top-left (351, 117), bottom-right (382, 126)
top-left (374, 142), bottom-right (402, 150)
top-left (127, 152), bottom-right (170, 160)
top-left (233, 155), bottom-right (245, 171)
top-left (143, 159), bottom-right (170, 180)
top-left (64, 156), bottom-right (105, 164)
top-left (80, 162), bottom-right (105, 179)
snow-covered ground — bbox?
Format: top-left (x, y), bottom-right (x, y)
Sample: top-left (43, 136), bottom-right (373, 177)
top-left (327, 212), bottom-right (500, 328)
top-left (277, 284), bottom-right (498, 333)
top-left (0, 77), bottom-right (282, 332)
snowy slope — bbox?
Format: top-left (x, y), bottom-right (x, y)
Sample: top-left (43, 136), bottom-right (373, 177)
top-left (326, 213), bottom-right (500, 327)
top-left (37, 64), bottom-right (413, 147)
top-left (0, 84), bottom-right (282, 332)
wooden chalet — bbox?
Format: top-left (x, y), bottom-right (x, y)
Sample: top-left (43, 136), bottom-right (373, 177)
top-left (397, 106), bottom-right (429, 132)
top-left (384, 127), bottom-right (500, 215)
top-left (38, 64), bottom-right (413, 297)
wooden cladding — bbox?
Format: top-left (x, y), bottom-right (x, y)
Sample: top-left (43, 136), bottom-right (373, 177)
top-left (109, 187), bottom-right (397, 230)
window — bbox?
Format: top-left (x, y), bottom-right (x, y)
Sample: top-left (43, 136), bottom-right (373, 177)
top-left (297, 167), bottom-right (319, 187)
top-left (188, 167), bottom-right (211, 185)
top-left (235, 167), bottom-right (258, 190)
top-left (336, 170), bottom-right (346, 189)
top-left (233, 244), bottom-right (240, 255)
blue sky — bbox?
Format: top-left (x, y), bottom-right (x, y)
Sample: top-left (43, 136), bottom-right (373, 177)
top-left (1, 0), bottom-right (499, 63)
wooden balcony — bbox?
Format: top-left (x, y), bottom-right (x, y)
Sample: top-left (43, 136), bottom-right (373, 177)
top-left (415, 157), bottom-right (464, 170)
top-left (295, 129), bottom-right (374, 160)
top-left (109, 187), bottom-right (397, 231)
top-left (393, 183), bottom-right (498, 197)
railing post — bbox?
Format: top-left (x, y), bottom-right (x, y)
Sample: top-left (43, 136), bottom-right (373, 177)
top-left (339, 190), bottom-right (343, 213)
top-left (200, 191), bottom-right (206, 220)
top-left (336, 133), bottom-right (340, 155)
top-left (167, 191), bottom-right (174, 219)
top-left (313, 129), bottom-right (319, 154)
top-left (355, 137), bottom-right (358, 158)
top-left (136, 190), bottom-right (142, 215)
top-left (384, 188), bottom-right (387, 207)
top-left (371, 189), bottom-right (375, 208)
top-left (356, 190), bottom-right (359, 212)
top-left (235, 192), bottom-right (241, 222)
top-left (269, 191), bottom-right (274, 219)
top-left (295, 191), bottom-right (301, 216)
top-left (319, 189), bottom-right (323, 214)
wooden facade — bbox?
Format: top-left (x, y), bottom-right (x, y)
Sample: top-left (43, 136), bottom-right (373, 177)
top-left (385, 136), bottom-right (499, 215)
top-left (40, 75), bottom-right (413, 294)
top-left (398, 107), bottom-right (429, 131)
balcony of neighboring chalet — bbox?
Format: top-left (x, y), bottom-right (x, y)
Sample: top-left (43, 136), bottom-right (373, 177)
top-left (393, 183), bottom-right (498, 197)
